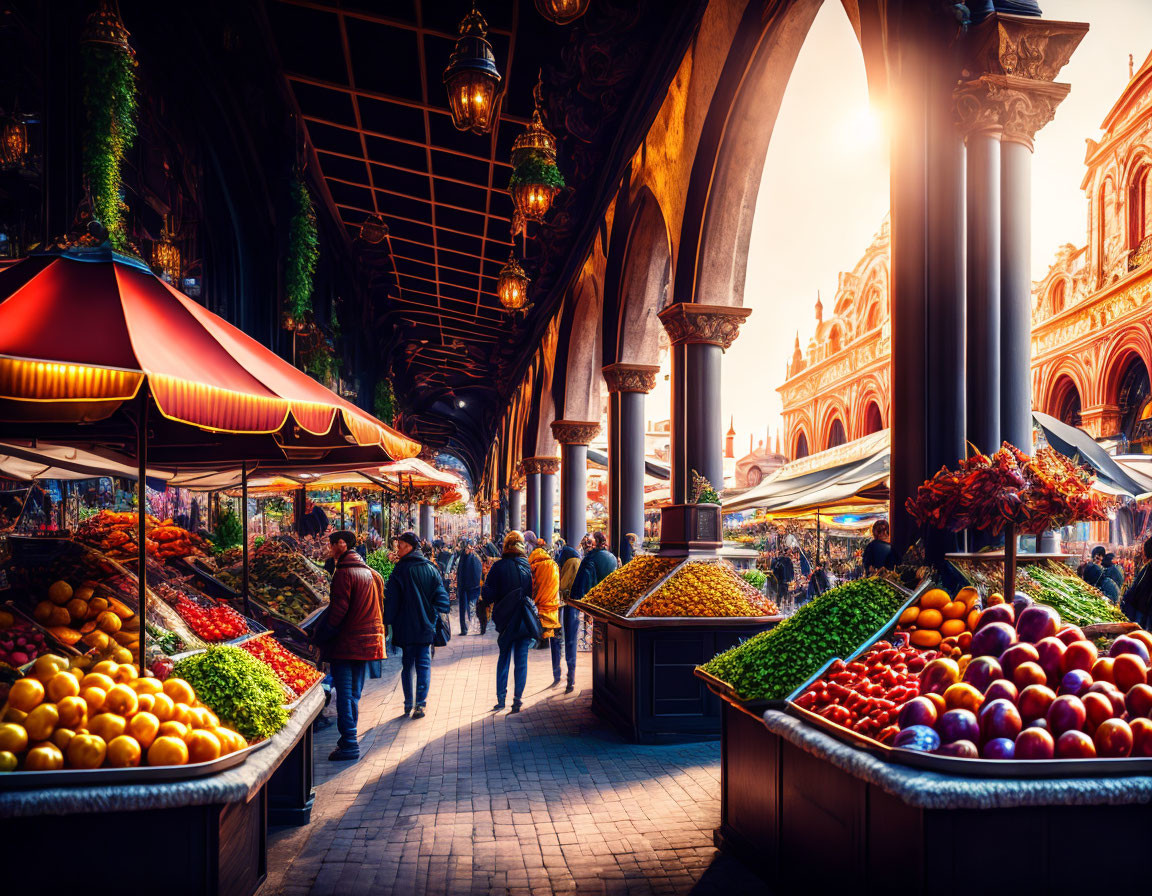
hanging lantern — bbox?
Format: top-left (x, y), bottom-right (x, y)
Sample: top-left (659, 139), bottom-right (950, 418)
top-left (497, 253), bottom-right (531, 313)
top-left (359, 213), bottom-right (389, 244)
top-left (534, 0), bottom-right (591, 25)
top-left (0, 113), bottom-right (28, 168)
top-left (82, 0), bottom-right (135, 55)
top-left (442, 5), bottom-right (502, 135)
top-left (509, 73), bottom-right (564, 237)
top-left (152, 217), bottom-right (181, 284)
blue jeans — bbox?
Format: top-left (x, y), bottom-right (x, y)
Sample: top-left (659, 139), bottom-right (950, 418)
top-left (550, 634), bottom-right (562, 680)
top-left (330, 659), bottom-right (368, 754)
top-left (400, 644), bottom-right (432, 710)
top-left (496, 637), bottom-right (533, 704)
top-left (561, 605), bottom-right (581, 684)
top-left (459, 587), bottom-right (479, 633)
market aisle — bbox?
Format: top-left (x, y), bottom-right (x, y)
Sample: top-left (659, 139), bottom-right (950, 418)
top-left (260, 628), bottom-right (771, 896)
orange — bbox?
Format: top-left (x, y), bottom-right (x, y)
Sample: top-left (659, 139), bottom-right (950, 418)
top-left (910, 629), bottom-right (942, 648)
top-left (87, 712), bottom-right (127, 742)
top-left (91, 660), bottom-right (119, 678)
top-left (147, 735), bottom-right (189, 767)
top-left (55, 695), bottom-right (88, 730)
top-left (157, 720), bottom-right (189, 740)
top-left (916, 609), bottom-right (943, 630)
top-left (956, 587), bottom-right (980, 608)
top-left (919, 589), bottom-right (950, 610)
top-left (66, 733), bottom-right (107, 769)
top-left (52, 727), bottom-right (76, 751)
top-left (23, 743), bottom-right (63, 771)
top-left (897, 606), bottom-right (919, 626)
top-left (7, 678), bottom-right (44, 712)
top-left (46, 671), bottom-right (80, 702)
top-left (187, 707), bottom-right (217, 730)
top-left (0, 751), bottom-right (16, 772)
top-left (112, 663), bottom-right (137, 685)
top-left (81, 686), bottom-right (107, 713)
top-left (136, 693), bottom-right (155, 714)
top-left (22, 703), bottom-right (59, 742)
top-left (65, 597), bottom-right (89, 621)
top-left (2, 708), bottom-right (26, 724)
top-left (150, 693), bottom-right (175, 721)
top-left (103, 684), bottom-right (139, 717)
top-left (0, 722), bottom-right (28, 754)
top-left (186, 729), bottom-right (221, 764)
top-left (31, 654), bottom-right (70, 681)
top-left (127, 712), bottom-right (160, 750)
top-left (940, 618), bottom-right (968, 638)
top-left (941, 600), bottom-right (967, 620)
top-left (163, 678), bottom-right (195, 706)
top-left (132, 677), bottom-right (163, 696)
top-left (105, 735), bottom-right (142, 768)
top-left (80, 672), bottom-right (115, 693)
top-left (213, 728), bottom-right (237, 755)
top-left (1092, 657), bottom-right (1116, 685)
top-left (171, 703), bottom-right (191, 726)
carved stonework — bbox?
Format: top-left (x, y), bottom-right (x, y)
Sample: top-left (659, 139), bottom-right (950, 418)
top-left (1079, 405), bottom-right (1122, 440)
top-left (509, 469), bottom-right (526, 490)
top-left (476, 500), bottom-right (490, 514)
top-left (522, 456), bottom-right (561, 475)
top-left (1033, 277), bottom-right (1152, 359)
top-left (551, 420), bottom-right (600, 446)
top-left (602, 363), bottom-right (660, 394)
top-left (953, 74), bottom-right (1070, 148)
top-left (963, 14), bottom-right (1088, 83)
top-left (657, 303), bottom-right (752, 349)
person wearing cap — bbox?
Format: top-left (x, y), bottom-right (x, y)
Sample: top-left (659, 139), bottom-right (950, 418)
top-left (323, 530), bottom-right (385, 761)
top-left (482, 530), bottom-right (537, 713)
top-left (455, 537), bottom-right (483, 635)
top-left (1082, 545), bottom-right (1114, 599)
top-left (383, 530), bottom-right (450, 720)
top-left (564, 531), bottom-right (617, 693)
top-left (553, 539), bottom-right (581, 686)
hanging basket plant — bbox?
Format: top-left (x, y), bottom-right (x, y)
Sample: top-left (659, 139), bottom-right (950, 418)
top-left (284, 177), bottom-right (319, 329)
top-left (374, 380), bottom-right (396, 425)
top-left (508, 153), bottom-right (564, 228)
top-left (80, 3), bottom-right (138, 253)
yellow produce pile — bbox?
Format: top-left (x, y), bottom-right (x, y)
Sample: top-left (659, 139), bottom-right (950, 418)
top-left (582, 556), bottom-right (680, 615)
top-left (633, 561), bottom-right (779, 618)
top-left (31, 579), bottom-right (140, 662)
top-left (0, 655), bottom-right (249, 773)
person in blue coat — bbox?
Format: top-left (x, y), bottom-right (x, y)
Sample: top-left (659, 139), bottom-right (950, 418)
top-left (564, 531), bottom-right (618, 693)
top-left (482, 531), bottom-right (536, 713)
top-left (455, 538), bottom-right (483, 635)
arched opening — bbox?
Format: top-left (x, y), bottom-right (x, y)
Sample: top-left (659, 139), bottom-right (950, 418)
top-left (794, 431), bottom-right (810, 460)
top-left (1129, 163), bottom-right (1150, 252)
top-left (1100, 177), bottom-right (1115, 280)
top-left (826, 417), bottom-right (847, 450)
top-left (614, 191), bottom-right (672, 366)
top-left (1049, 279), bottom-right (1066, 316)
top-left (865, 301), bottom-right (881, 331)
top-left (1117, 355), bottom-right (1152, 444)
top-left (1050, 376), bottom-right (1082, 428)
top-left (862, 401), bottom-right (883, 436)
top-left (828, 325), bottom-right (842, 354)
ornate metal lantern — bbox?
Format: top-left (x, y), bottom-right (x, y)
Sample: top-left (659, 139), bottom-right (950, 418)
top-left (442, 5), bottom-right (502, 135)
top-left (82, 0), bottom-right (135, 55)
top-left (534, 0), bottom-right (591, 26)
top-left (359, 213), bottom-right (389, 244)
top-left (152, 218), bottom-right (181, 284)
top-left (0, 114), bottom-right (28, 168)
top-left (509, 74), bottom-right (564, 237)
top-left (497, 253), bottom-right (531, 313)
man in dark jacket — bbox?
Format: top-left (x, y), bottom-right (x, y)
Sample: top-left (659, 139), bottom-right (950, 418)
top-left (553, 541), bottom-right (581, 686)
top-left (482, 531), bottom-right (536, 713)
top-left (324, 530), bottom-right (385, 761)
top-left (770, 551), bottom-right (794, 599)
top-left (383, 530), bottom-right (450, 720)
top-left (435, 540), bottom-right (453, 576)
top-left (564, 531), bottom-right (618, 693)
top-left (455, 538), bottom-right (483, 635)
top-left (861, 520), bottom-right (895, 575)
top-left (1122, 537), bottom-right (1152, 628)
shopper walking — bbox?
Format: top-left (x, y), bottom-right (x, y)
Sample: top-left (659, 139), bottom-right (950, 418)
top-left (1122, 537), bottom-right (1152, 628)
top-left (530, 539), bottom-right (561, 664)
top-left (1103, 552), bottom-right (1125, 594)
top-left (455, 537), bottom-right (483, 635)
top-left (565, 531), bottom-right (617, 693)
top-left (483, 531), bottom-right (538, 713)
top-left (382, 530), bottom-right (450, 720)
top-left (553, 540), bottom-right (582, 686)
top-left (861, 520), bottom-right (895, 575)
top-left (321, 530), bottom-right (385, 761)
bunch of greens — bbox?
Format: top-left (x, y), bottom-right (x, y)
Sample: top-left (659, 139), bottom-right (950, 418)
top-left (691, 470), bottom-right (720, 505)
top-left (366, 549), bottom-right (395, 584)
top-left (741, 569), bottom-right (767, 590)
top-left (508, 154), bottom-right (565, 190)
top-left (285, 178), bottom-right (319, 321)
top-left (210, 507), bottom-right (244, 553)
top-left (374, 380), bottom-right (396, 426)
top-left (702, 578), bottom-right (906, 701)
top-left (1027, 561), bottom-right (1128, 626)
top-left (81, 34), bottom-right (137, 251)
top-left (173, 645), bottom-right (288, 740)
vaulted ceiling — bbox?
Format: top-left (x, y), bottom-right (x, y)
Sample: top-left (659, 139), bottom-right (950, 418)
top-left (264, 0), bottom-right (705, 479)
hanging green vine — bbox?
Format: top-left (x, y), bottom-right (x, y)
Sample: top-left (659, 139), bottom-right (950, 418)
top-left (81, 40), bottom-right (138, 251)
top-left (374, 380), bottom-right (396, 425)
top-left (286, 178), bottom-right (319, 321)
top-left (508, 154), bottom-right (565, 190)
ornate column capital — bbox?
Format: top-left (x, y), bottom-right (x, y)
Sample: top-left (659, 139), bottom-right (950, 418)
top-left (602, 363), bottom-right (660, 394)
top-left (963, 13), bottom-right (1087, 83)
top-left (476, 500), bottom-right (490, 513)
top-left (522, 456), bottom-right (561, 475)
top-left (953, 73), bottom-right (1070, 149)
top-left (510, 469), bottom-right (526, 490)
top-left (657, 302), bottom-right (751, 349)
top-left (551, 420), bottom-right (600, 446)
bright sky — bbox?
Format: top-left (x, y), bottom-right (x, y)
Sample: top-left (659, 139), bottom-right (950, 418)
top-left (721, 0), bottom-right (1152, 457)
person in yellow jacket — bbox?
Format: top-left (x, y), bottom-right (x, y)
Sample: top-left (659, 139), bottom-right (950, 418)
top-left (529, 545), bottom-right (561, 659)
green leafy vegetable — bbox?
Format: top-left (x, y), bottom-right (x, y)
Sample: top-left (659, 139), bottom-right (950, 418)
top-left (366, 549), bottom-right (395, 584)
top-left (173, 645), bottom-right (289, 740)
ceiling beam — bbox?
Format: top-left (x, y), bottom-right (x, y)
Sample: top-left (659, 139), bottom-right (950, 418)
top-left (300, 114), bottom-right (511, 169)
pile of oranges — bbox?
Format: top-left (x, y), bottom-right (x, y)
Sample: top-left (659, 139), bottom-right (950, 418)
top-left (896, 586), bottom-right (983, 652)
top-left (0, 654), bottom-right (248, 773)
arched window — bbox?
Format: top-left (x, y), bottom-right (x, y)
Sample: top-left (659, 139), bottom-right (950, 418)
top-left (865, 302), bottom-right (881, 331)
top-left (1100, 177), bottom-right (1115, 279)
top-left (826, 417), bottom-right (846, 450)
top-left (828, 326), bottom-right (842, 354)
top-left (794, 432), bottom-right (809, 460)
top-left (1051, 377), bottom-right (1081, 427)
top-left (1049, 279), bottom-right (1066, 316)
top-left (1129, 164), bottom-right (1150, 252)
top-left (1118, 356), bottom-right (1152, 443)
top-left (862, 402), bottom-right (883, 436)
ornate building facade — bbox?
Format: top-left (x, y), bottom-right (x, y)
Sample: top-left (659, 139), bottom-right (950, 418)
top-left (781, 50), bottom-right (1152, 455)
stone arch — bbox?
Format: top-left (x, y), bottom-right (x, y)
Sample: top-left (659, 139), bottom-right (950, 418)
top-left (1048, 375), bottom-right (1083, 428)
top-left (861, 401), bottom-right (883, 437)
top-left (614, 188), bottom-right (672, 366)
top-left (828, 324), bottom-right (843, 354)
top-left (817, 400), bottom-right (850, 452)
top-left (560, 274), bottom-right (605, 422)
top-left (1101, 328), bottom-right (1152, 408)
top-left (793, 429), bottom-right (810, 460)
top-left (1046, 277), bottom-right (1068, 316)
top-left (825, 416), bottom-right (847, 451)
top-left (1125, 151), bottom-right (1152, 252)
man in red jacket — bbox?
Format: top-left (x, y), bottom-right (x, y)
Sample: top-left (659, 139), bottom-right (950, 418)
top-left (325, 529), bottom-right (385, 761)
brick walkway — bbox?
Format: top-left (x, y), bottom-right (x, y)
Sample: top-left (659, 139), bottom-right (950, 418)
top-left (260, 626), bottom-right (771, 896)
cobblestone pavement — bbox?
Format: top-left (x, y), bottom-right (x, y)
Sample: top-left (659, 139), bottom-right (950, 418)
top-left (260, 625), bottom-right (771, 896)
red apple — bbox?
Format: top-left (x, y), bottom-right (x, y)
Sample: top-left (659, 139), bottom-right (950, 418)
top-left (1061, 640), bottom-right (1098, 674)
top-left (897, 696), bottom-right (938, 730)
top-left (962, 657), bottom-right (1003, 693)
top-left (1094, 718), bottom-right (1134, 757)
top-left (980, 698), bottom-right (1023, 743)
top-left (983, 679), bottom-right (1018, 705)
top-left (1000, 643), bottom-right (1040, 679)
top-left (1015, 726), bottom-right (1055, 759)
top-left (1056, 624), bottom-right (1087, 646)
top-left (1047, 694), bottom-right (1087, 736)
top-left (1056, 729), bottom-right (1097, 758)
top-left (1113, 653), bottom-right (1148, 693)
top-left (943, 682), bottom-right (984, 714)
top-left (1017, 684), bottom-right (1057, 723)
top-left (1034, 637), bottom-right (1067, 686)
top-left (1016, 606), bottom-right (1060, 643)
top-left (1092, 657), bottom-right (1116, 685)
top-left (1130, 717), bottom-right (1152, 756)
top-left (1087, 681), bottom-right (1126, 715)
top-left (1013, 661), bottom-right (1048, 690)
top-left (1125, 683), bottom-right (1152, 719)
top-left (918, 658), bottom-right (961, 697)
top-left (1082, 692), bottom-right (1115, 735)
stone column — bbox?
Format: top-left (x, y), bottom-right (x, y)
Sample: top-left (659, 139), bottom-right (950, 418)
top-left (523, 461), bottom-right (541, 536)
top-left (657, 304), bottom-right (751, 503)
top-left (603, 363), bottom-right (659, 559)
top-left (552, 421), bottom-right (600, 547)
top-left (477, 501), bottom-right (489, 539)
top-left (508, 488), bottom-right (523, 533)
top-left (418, 503), bottom-right (434, 542)
top-left (534, 457), bottom-right (560, 544)
top-left (490, 495), bottom-right (501, 539)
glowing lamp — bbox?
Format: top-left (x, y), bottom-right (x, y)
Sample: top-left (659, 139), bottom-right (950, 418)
top-left (534, 0), bottom-right (590, 25)
top-left (497, 253), bottom-right (530, 313)
top-left (0, 115), bottom-right (28, 167)
top-left (443, 6), bottom-right (502, 135)
top-left (153, 226), bottom-right (181, 284)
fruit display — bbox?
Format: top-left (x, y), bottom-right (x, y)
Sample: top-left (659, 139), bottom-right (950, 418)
top-left (172, 646), bottom-right (289, 740)
top-left (153, 581), bottom-right (255, 643)
top-left (701, 578), bottom-right (908, 701)
top-left (894, 586), bottom-right (982, 651)
top-left (0, 655), bottom-right (250, 772)
top-left (214, 570), bottom-right (322, 624)
top-left (239, 633), bottom-right (322, 697)
top-left (0, 612), bottom-right (54, 667)
top-left (76, 511), bottom-right (206, 560)
top-left (632, 561), bottom-right (779, 618)
top-left (247, 540), bottom-right (330, 599)
top-left (582, 556), bottom-right (680, 615)
top-left (29, 577), bottom-right (141, 661)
